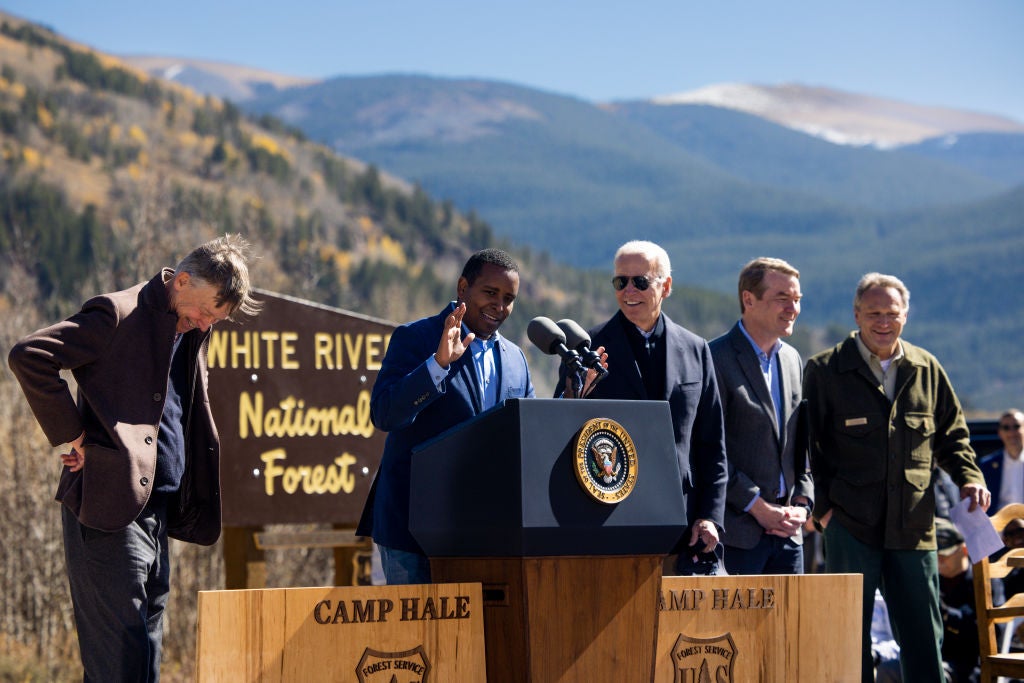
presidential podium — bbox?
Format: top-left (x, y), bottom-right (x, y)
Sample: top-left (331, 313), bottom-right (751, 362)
top-left (410, 398), bottom-right (686, 682)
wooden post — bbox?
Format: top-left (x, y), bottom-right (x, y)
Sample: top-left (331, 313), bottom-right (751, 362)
top-left (245, 527), bottom-right (373, 587)
top-left (332, 523), bottom-right (370, 586)
top-left (222, 525), bottom-right (266, 590)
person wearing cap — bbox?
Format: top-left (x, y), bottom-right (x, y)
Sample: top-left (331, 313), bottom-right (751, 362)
top-left (936, 518), bottom-right (1002, 682)
top-left (803, 272), bottom-right (990, 683)
top-left (1000, 518), bottom-right (1024, 600)
top-left (978, 408), bottom-right (1024, 511)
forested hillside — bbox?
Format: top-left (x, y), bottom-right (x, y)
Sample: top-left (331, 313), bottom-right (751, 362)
top-left (0, 17), bottom-right (740, 348)
top-left (0, 15), bottom-right (740, 680)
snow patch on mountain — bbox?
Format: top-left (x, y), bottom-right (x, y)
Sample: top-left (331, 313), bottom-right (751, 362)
top-left (653, 83), bottom-right (1024, 148)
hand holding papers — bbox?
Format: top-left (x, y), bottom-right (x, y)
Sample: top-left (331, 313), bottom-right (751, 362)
top-left (949, 496), bottom-right (1003, 563)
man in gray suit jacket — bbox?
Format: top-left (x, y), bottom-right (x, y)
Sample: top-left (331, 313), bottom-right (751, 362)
top-left (710, 257), bottom-right (813, 575)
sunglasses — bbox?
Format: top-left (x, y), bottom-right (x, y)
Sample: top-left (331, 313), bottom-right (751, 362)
top-left (612, 275), bottom-right (660, 292)
top-left (1000, 423), bottom-right (1022, 431)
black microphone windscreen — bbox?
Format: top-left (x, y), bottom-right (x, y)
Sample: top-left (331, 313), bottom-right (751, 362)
top-left (556, 319), bottom-right (591, 351)
top-left (527, 317), bottom-right (566, 355)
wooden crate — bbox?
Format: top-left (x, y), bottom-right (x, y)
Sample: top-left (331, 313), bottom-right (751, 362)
top-left (196, 583), bottom-right (485, 682)
top-left (655, 573), bottom-right (862, 682)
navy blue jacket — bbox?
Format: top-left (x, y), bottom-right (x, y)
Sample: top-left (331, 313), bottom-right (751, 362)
top-left (356, 303), bottom-right (534, 553)
top-left (580, 311), bottom-right (728, 535)
top-left (979, 448), bottom-right (1011, 512)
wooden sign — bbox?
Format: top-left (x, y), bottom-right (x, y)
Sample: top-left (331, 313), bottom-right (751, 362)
top-left (655, 573), bottom-right (862, 682)
top-left (207, 290), bottom-right (394, 526)
top-left (196, 583), bottom-right (486, 682)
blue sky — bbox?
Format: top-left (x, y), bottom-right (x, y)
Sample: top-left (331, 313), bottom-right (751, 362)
top-left (3, 1), bottom-right (1023, 121)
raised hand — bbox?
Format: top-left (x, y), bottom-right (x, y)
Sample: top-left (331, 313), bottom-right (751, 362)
top-left (435, 302), bottom-right (475, 368)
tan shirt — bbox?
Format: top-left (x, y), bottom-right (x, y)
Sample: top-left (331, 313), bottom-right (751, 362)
top-left (855, 333), bottom-right (905, 401)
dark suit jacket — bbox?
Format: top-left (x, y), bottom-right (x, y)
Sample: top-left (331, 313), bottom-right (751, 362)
top-left (709, 322), bottom-right (812, 550)
top-left (577, 311), bottom-right (727, 535)
top-left (356, 302), bottom-right (535, 553)
top-left (979, 448), bottom-right (1010, 511)
top-left (8, 270), bottom-right (222, 544)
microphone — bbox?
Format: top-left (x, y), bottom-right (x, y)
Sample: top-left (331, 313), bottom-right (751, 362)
top-left (527, 317), bottom-right (585, 374)
top-left (556, 319), bottom-right (608, 378)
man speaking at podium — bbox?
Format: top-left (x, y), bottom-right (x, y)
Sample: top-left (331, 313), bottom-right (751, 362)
top-left (563, 240), bottom-right (728, 574)
top-left (357, 249), bottom-right (535, 584)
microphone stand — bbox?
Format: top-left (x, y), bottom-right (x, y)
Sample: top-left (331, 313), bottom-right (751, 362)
top-left (569, 361), bottom-right (586, 398)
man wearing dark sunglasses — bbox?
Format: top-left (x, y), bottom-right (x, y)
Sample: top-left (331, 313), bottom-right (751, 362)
top-left (563, 240), bottom-right (728, 575)
top-left (979, 408), bottom-right (1024, 511)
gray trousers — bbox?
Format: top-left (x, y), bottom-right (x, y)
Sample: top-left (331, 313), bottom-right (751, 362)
top-left (62, 502), bottom-right (170, 682)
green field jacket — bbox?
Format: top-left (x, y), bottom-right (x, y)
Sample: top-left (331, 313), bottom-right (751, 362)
top-left (804, 334), bottom-right (984, 550)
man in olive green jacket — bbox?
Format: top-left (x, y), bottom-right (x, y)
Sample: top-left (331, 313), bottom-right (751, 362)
top-left (804, 272), bottom-right (988, 683)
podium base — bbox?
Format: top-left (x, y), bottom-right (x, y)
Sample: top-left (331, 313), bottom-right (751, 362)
top-left (432, 555), bottom-right (662, 683)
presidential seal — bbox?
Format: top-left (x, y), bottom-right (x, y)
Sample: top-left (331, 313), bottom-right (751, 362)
top-left (573, 418), bottom-right (638, 504)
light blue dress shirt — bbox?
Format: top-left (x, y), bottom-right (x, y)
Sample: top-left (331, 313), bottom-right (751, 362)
top-left (739, 320), bottom-right (786, 505)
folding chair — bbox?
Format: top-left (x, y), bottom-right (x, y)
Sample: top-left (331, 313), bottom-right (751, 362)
top-left (974, 503), bottom-right (1024, 682)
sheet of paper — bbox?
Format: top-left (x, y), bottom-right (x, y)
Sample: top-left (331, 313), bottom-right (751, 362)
top-left (949, 496), bottom-right (1004, 564)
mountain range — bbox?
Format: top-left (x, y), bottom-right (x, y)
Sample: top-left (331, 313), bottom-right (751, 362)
top-left (120, 56), bottom-right (1024, 412)
top-left (3, 26), bottom-right (1020, 411)
top-left (652, 82), bottom-right (1024, 148)
top-left (4, 17), bottom-right (1018, 679)
top-left (0, 12), bottom-right (738, 400)
top-left (123, 55), bottom-right (1024, 149)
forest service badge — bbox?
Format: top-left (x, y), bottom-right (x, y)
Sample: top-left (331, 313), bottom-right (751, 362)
top-left (573, 417), bottom-right (638, 504)
top-left (356, 646), bottom-right (430, 682)
top-left (670, 633), bottom-right (737, 683)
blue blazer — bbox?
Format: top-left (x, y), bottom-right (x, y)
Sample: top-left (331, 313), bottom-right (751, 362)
top-left (580, 311), bottom-right (728, 535)
top-left (356, 303), bottom-right (534, 553)
top-left (979, 448), bottom-right (1008, 512)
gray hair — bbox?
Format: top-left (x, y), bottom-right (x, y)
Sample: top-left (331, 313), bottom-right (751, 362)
top-left (174, 234), bottom-right (261, 320)
top-left (854, 272), bottom-right (910, 311)
top-left (613, 240), bottom-right (672, 279)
